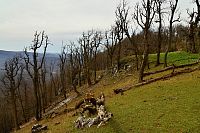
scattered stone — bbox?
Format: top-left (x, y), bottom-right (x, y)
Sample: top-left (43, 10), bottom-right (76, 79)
top-left (31, 124), bottom-right (47, 133)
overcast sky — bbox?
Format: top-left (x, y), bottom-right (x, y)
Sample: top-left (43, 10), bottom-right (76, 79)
top-left (0, 0), bottom-right (195, 53)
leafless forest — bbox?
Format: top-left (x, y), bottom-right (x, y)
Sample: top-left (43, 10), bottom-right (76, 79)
top-left (0, 0), bottom-right (200, 132)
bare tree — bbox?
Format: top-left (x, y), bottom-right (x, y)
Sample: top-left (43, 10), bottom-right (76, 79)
top-left (79, 31), bottom-right (93, 86)
top-left (134, 0), bottom-right (156, 82)
top-left (49, 60), bottom-right (56, 103)
top-left (92, 31), bottom-right (102, 83)
top-left (59, 45), bottom-right (68, 99)
top-left (68, 43), bottom-right (81, 96)
top-left (0, 101), bottom-right (13, 133)
top-left (115, 6), bottom-right (125, 71)
top-left (53, 71), bottom-right (61, 97)
top-left (17, 79), bottom-right (29, 122)
top-left (116, 0), bottom-right (139, 70)
top-left (164, 0), bottom-right (180, 67)
top-left (155, 0), bottom-right (166, 66)
top-left (104, 28), bottom-right (118, 68)
top-left (40, 61), bottom-right (47, 113)
top-left (1, 56), bottom-right (23, 130)
top-left (186, 0), bottom-right (200, 53)
top-left (75, 47), bottom-right (83, 87)
top-left (24, 31), bottom-right (49, 120)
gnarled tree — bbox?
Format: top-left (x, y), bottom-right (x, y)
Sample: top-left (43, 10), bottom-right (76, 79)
top-left (115, 5), bottom-right (125, 71)
top-left (79, 31), bottom-right (94, 86)
top-left (1, 56), bottom-right (23, 130)
top-left (68, 43), bottom-right (81, 96)
top-left (186, 0), bottom-right (200, 53)
top-left (155, 0), bottom-right (166, 66)
top-left (116, 0), bottom-right (139, 70)
top-left (134, 0), bottom-right (156, 82)
top-left (104, 28), bottom-right (118, 68)
top-left (24, 31), bottom-right (49, 121)
top-left (59, 44), bottom-right (68, 99)
top-left (164, 0), bottom-right (180, 67)
top-left (92, 31), bottom-right (102, 83)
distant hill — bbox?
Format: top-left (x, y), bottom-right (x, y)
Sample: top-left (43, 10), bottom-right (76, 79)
top-left (0, 50), bottom-right (59, 97)
top-left (0, 50), bottom-right (59, 70)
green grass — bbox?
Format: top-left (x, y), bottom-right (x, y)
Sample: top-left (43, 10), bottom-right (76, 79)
top-left (149, 51), bottom-right (200, 66)
top-left (106, 73), bottom-right (200, 132)
top-left (17, 51), bottom-right (200, 133)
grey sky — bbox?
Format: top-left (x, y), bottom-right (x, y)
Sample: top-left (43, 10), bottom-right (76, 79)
top-left (0, 0), bottom-right (195, 53)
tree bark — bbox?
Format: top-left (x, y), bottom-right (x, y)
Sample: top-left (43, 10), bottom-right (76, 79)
top-left (138, 30), bottom-right (149, 82)
top-left (164, 0), bottom-right (179, 67)
top-left (11, 91), bottom-right (19, 130)
top-left (155, 0), bottom-right (163, 66)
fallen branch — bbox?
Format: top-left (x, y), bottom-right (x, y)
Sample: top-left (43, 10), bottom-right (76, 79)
top-left (144, 66), bottom-right (174, 76)
top-left (43, 96), bottom-right (76, 118)
top-left (133, 67), bottom-right (198, 89)
top-left (114, 67), bottom-right (199, 93)
top-left (144, 62), bottom-right (199, 76)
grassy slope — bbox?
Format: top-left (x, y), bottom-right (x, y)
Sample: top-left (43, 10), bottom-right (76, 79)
top-left (17, 51), bottom-right (200, 133)
top-left (149, 51), bottom-right (199, 65)
top-left (106, 72), bottom-right (200, 132)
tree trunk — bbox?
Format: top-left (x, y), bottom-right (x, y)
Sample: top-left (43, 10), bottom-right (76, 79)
top-left (109, 54), bottom-right (113, 68)
top-left (164, 0), bottom-right (179, 67)
top-left (17, 86), bottom-right (28, 122)
top-left (33, 71), bottom-right (42, 121)
top-left (78, 69), bottom-right (82, 87)
top-left (11, 91), bottom-right (19, 130)
top-left (156, 14), bottom-right (162, 66)
top-left (138, 30), bottom-right (149, 82)
top-left (135, 51), bottom-right (139, 70)
top-left (164, 22), bottom-right (172, 68)
top-left (126, 33), bottom-right (139, 70)
top-left (94, 53), bottom-right (97, 83)
top-left (73, 85), bottom-right (81, 96)
top-left (188, 24), bottom-right (197, 53)
top-left (117, 42), bottom-right (122, 71)
top-left (49, 80), bottom-right (53, 103)
top-left (164, 40), bottom-right (170, 67)
top-left (61, 71), bottom-right (67, 99)
top-left (87, 67), bottom-right (92, 86)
